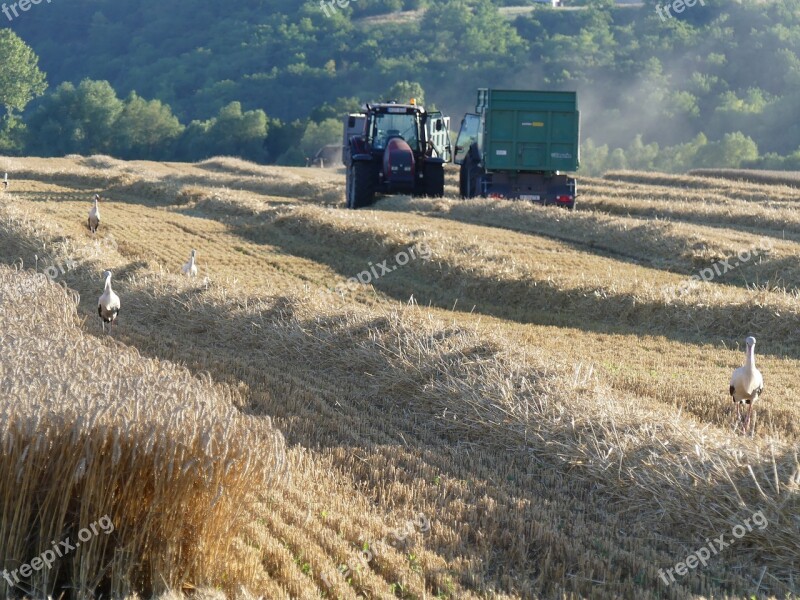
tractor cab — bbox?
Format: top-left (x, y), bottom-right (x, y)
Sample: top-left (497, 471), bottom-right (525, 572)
top-left (369, 109), bottom-right (421, 152)
top-left (342, 100), bottom-right (451, 209)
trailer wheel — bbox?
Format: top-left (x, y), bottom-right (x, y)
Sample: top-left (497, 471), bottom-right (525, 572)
top-left (460, 144), bottom-right (485, 199)
top-left (423, 163), bottom-right (445, 197)
top-left (460, 161), bottom-right (477, 198)
top-left (459, 162), bottom-right (467, 198)
top-left (347, 161), bottom-right (375, 209)
top-left (463, 160), bottom-right (485, 199)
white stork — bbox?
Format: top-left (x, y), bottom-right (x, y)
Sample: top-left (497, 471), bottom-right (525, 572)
top-left (729, 336), bottom-right (764, 436)
top-left (98, 270), bottom-right (120, 334)
top-left (2, 172), bottom-right (8, 191)
top-left (182, 249), bottom-right (198, 277)
top-left (88, 194), bottom-right (100, 234)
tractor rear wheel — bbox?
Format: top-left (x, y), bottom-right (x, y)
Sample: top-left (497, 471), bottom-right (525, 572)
top-left (423, 163), bottom-right (444, 197)
top-left (345, 165), bottom-right (353, 207)
top-left (347, 161), bottom-right (375, 209)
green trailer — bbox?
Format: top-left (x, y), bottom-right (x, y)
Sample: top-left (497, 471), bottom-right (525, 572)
top-left (454, 88), bottom-right (580, 208)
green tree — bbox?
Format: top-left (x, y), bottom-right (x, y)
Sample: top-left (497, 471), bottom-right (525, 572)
top-left (384, 81), bottom-right (425, 106)
top-left (0, 30), bottom-right (47, 117)
top-left (25, 80), bottom-right (123, 156)
top-left (264, 118), bottom-right (306, 164)
top-left (299, 118), bottom-right (341, 159)
top-left (309, 97), bottom-right (362, 123)
top-left (0, 116), bottom-right (27, 155)
top-left (625, 135), bottom-right (659, 171)
top-left (607, 147), bottom-right (628, 170)
top-left (207, 102), bottom-right (269, 161)
top-left (654, 133), bottom-right (708, 172)
top-left (175, 119), bottom-right (214, 162)
top-left (422, 0), bottom-right (526, 68)
top-left (579, 138), bottom-right (609, 175)
top-left (0, 30), bottom-right (46, 154)
top-left (113, 92), bottom-right (184, 159)
top-left (695, 132), bottom-right (758, 168)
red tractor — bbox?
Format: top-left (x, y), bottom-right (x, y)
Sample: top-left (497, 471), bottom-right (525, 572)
top-left (342, 100), bottom-right (451, 209)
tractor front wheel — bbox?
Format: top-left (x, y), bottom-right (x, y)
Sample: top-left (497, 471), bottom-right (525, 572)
top-left (347, 161), bottom-right (375, 209)
top-left (423, 163), bottom-right (445, 197)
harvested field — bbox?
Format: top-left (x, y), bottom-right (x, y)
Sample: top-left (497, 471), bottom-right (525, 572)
top-left (689, 168), bottom-right (800, 188)
top-left (0, 156), bottom-right (798, 600)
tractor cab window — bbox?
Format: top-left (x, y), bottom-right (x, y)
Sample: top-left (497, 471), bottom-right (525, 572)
top-left (370, 112), bottom-right (419, 151)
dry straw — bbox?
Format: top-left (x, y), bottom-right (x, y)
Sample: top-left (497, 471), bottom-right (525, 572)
top-left (689, 167), bottom-right (800, 188)
top-left (0, 266), bottom-right (286, 598)
top-left (0, 156), bottom-right (798, 599)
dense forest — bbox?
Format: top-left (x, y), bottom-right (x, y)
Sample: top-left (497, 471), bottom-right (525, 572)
top-left (1, 0), bottom-right (800, 173)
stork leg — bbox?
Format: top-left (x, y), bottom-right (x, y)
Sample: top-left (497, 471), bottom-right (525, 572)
top-left (734, 402), bottom-right (750, 435)
top-left (744, 402), bottom-right (755, 436)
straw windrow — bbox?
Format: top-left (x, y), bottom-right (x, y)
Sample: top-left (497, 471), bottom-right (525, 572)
top-left (0, 156), bottom-right (797, 599)
top-left (0, 266), bottom-right (286, 598)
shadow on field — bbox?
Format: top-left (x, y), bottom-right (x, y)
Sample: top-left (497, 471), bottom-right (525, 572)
top-left (30, 266), bottom-right (800, 598)
top-left (111, 173), bottom-right (343, 207)
top-left (215, 209), bottom-right (800, 363)
top-left (48, 279), bottom-right (792, 598)
top-left (0, 216), bottom-right (797, 599)
top-left (581, 193), bottom-right (800, 240)
top-left (17, 190), bottom-right (101, 204)
top-left (375, 198), bottom-right (800, 293)
top-left (15, 170), bottom-right (340, 210)
top-left (3, 168), bottom-right (122, 191)
top-left (373, 198), bottom-right (693, 274)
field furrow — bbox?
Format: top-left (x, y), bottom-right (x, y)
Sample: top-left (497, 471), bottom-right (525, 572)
top-left (0, 157), bottom-right (797, 600)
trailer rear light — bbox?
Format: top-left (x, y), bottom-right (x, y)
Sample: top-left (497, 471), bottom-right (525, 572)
top-left (489, 193), bottom-right (504, 199)
top-left (557, 195), bottom-right (573, 203)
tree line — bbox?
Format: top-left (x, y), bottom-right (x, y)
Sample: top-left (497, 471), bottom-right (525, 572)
top-left (2, 0), bottom-right (800, 172)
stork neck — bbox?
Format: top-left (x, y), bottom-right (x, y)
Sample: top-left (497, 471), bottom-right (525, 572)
top-left (746, 344), bottom-right (755, 368)
top-left (104, 275), bottom-right (112, 291)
